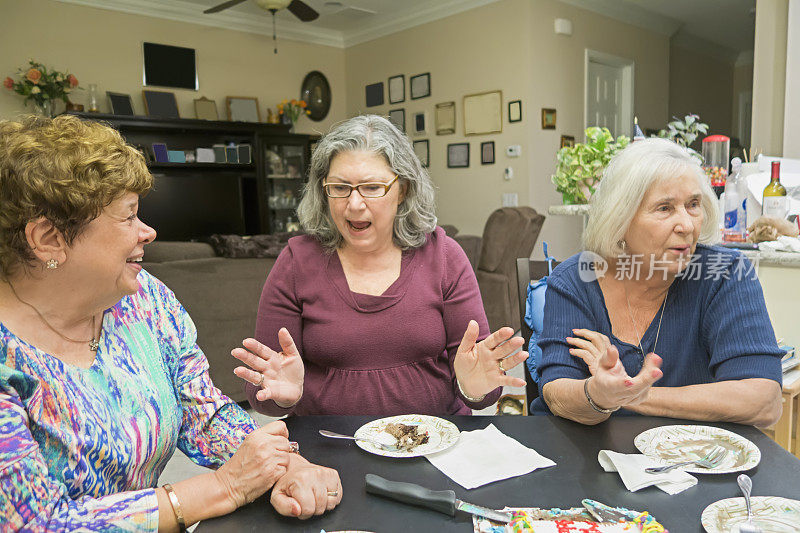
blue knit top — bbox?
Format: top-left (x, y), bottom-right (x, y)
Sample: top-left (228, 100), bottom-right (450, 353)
top-left (531, 244), bottom-right (784, 415)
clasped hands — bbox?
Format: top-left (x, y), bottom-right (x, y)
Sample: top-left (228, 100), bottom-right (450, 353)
top-left (214, 421), bottom-right (342, 519)
top-left (566, 328), bottom-right (663, 412)
top-left (231, 320), bottom-right (527, 408)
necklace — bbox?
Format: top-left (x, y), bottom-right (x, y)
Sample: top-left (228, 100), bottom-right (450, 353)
top-left (624, 284), bottom-right (668, 358)
top-left (7, 282), bottom-right (99, 351)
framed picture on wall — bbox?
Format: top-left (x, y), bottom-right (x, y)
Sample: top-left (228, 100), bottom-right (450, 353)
top-left (435, 101), bottom-right (455, 135)
top-left (508, 100), bottom-right (522, 123)
top-left (410, 72), bottom-right (431, 99)
top-left (388, 108), bottom-right (405, 132)
top-left (447, 142), bottom-right (469, 168)
top-left (413, 139), bottom-right (429, 167)
top-left (365, 82), bottom-right (384, 107)
top-left (560, 135), bottom-right (575, 148)
top-left (541, 108), bottom-right (557, 129)
top-left (412, 111), bottom-right (427, 135)
top-left (481, 141), bottom-right (495, 164)
top-left (388, 74), bottom-right (405, 104)
top-left (463, 90), bottom-right (502, 135)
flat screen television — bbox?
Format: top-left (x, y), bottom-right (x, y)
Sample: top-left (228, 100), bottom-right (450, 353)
top-left (142, 42), bottom-right (198, 90)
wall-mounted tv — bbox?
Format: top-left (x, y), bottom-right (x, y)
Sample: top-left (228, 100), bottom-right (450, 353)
top-left (142, 42), bottom-right (198, 90)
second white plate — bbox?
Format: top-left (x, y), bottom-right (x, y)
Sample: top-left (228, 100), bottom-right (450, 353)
top-left (634, 425), bottom-right (760, 474)
top-left (353, 414), bottom-right (460, 458)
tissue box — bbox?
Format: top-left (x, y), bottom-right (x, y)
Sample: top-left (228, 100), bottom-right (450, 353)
top-left (196, 148), bottom-right (215, 163)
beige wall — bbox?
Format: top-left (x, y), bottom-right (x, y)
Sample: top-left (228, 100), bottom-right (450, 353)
top-left (752, 0), bottom-right (789, 157)
top-left (0, 0), bottom-right (346, 135)
top-left (669, 44), bottom-right (734, 137)
top-left (783, 0), bottom-right (800, 158)
top-left (345, 0), bottom-right (669, 258)
top-left (2, 0), bottom-right (671, 259)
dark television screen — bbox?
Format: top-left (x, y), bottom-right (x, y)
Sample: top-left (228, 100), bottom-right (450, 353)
top-left (143, 42), bottom-right (197, 90)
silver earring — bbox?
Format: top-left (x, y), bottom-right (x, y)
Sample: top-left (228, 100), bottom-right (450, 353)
top-left (618, 240), bottom-right (627, 252)
top-left (46, 259), bottom-right (59, 269)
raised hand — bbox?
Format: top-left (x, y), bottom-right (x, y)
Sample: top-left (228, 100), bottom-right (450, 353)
top-left (213, 421), bottom-right (292, 512)
top-left (567, 328), bottom-right (663, 410)
top-left (232, 327), bottom-right (304, 407)
top-left (270, 454), bottom-right (342, 519)
top-left (452, 320), bottom-right (527, 400)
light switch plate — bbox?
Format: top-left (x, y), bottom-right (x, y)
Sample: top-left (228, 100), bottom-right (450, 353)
top-left (506, 145), bottom-right (521, 157)
top-left (502, 193), bottom-right (519, 207)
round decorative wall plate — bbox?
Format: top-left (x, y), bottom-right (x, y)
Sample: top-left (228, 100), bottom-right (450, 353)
top-left (301, 70), bottom-right (331, 122)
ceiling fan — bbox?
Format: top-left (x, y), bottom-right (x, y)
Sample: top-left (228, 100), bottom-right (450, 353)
top-left (204, 0), bottom-right (319, 52)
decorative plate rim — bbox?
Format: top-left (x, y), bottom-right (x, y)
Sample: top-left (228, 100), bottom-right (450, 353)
top-left (634, 424), bottom-right (760, 474)
top-left (353, 414), bottom-right (460, 458)
top-left (700, 496), bottom-right (800, 532)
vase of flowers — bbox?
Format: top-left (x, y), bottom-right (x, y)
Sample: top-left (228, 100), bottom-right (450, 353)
top-left (277, 99), bottom-right (310, 132)
top-left (4, 60), bottom-right (79, 117)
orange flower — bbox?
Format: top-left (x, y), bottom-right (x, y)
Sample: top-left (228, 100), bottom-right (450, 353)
top-left (26, 68), bottom-right (41, 84)
top-left (67, 74), bottom-right (78, 88)
top-left (300, 100), bottom-right (307, 108)
top-left (3, 77), bottom-right (13, 89)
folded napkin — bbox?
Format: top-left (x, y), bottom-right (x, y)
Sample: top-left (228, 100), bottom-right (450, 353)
top-left (598, 450), bottom-right (697, 495)
top-left (424, 424), bottom-right (555, 489)
top-left (758, 235), bottom-right (800, 253)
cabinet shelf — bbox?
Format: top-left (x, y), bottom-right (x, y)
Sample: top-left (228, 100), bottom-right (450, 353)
top-left (148, 162), bottom-right (255, 171)
top-left (267, 174), bottom-right (304, 179)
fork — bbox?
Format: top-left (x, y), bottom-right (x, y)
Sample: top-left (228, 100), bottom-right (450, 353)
top-left (645, 446), bottom-right (727, 474)
top-left (318, 429), bottom-right (397, 450)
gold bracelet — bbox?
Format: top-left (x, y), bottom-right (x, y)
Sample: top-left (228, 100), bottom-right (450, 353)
top-left (457, 379), bottom-right (486, 403)
top-left (162, 483), bottom-right (186, 533)
top-left (583, 377), bottom-right (620, 414)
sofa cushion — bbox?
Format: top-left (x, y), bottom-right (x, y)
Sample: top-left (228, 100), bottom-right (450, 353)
top-left (143, 241), bottom-right (216, 263)
top-left (143, 256), bottom-right (276, 403)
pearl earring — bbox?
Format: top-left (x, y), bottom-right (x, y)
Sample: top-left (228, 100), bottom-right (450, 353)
top-left (46, 259), bottom-right (59, 269)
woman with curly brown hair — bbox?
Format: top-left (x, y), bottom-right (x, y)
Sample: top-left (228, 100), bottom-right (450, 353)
top-left (0, 115), bottom-right (340, 531)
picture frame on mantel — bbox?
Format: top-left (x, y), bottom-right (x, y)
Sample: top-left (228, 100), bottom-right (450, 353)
top-left (194, 96), bottom-right (218, 121)
top-left (226, 96), bottom-right (261, 122)
top-left (142, 89), bottom-right (179, 119)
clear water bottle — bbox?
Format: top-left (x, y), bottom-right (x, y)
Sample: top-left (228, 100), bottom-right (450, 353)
top-left (723, 157), bottom-right (746, 241)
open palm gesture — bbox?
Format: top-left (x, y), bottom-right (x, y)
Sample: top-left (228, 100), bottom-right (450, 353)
top-left (452, 320), bottom-right (527, 400)
top-left (232, 327), bottom-right (304, 407)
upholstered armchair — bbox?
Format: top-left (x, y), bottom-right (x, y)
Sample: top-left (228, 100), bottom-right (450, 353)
top-left (454, 207), bottom-right (545, 331)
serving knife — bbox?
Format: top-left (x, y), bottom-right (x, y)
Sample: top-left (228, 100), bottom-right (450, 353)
top-left (365, 474), bottom-right (511, 524)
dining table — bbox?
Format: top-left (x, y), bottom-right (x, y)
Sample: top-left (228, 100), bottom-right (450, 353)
top-left (195, 414), bottom-right (800, 533)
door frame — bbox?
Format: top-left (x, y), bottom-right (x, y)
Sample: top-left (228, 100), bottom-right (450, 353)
top-left (584, 49), bottom-right (635, 139)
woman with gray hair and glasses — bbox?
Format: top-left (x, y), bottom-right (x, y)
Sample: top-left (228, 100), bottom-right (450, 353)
top-left (231, 115), bottom-right (527, 416)
top-left (532, 137), bottom-right (783, 427)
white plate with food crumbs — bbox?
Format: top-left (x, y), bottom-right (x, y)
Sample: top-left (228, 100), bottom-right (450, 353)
top-left (354, 414), bottom-right (460, 457)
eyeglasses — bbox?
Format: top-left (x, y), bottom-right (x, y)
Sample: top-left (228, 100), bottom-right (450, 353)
top-left (323, 175), bottom-right (399, 198)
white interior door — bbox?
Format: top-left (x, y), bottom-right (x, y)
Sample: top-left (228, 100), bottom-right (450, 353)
top-left (587, 61), bottom-right (623, 137)
top-left (584, 49), bottom-right (634, 139)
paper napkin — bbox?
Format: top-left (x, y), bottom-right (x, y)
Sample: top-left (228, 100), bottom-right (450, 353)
top-left (424, 423), bottom-right (555, 489)
top-left (598, 450), bottom-right (697, 495)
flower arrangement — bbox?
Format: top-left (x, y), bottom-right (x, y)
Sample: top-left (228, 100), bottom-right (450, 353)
top-left (278, 99), bottom-right (310, 125)
top-left (4, 60), bottom-right (79, 112)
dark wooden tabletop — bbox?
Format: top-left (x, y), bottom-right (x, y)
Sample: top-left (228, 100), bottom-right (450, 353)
top-left (195, 415), bottom-right (800, 533)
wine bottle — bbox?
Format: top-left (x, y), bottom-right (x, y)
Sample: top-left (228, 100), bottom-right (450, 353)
top-left (762, 161), bottom-right (787, 218)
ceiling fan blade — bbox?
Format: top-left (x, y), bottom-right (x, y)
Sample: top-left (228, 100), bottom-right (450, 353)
top-left (204, 0), bottom-right (248, 14)
top-left (287, 0), bottom-right (319, 21)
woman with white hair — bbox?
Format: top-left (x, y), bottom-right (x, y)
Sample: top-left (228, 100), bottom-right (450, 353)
top-left (532, 137), bottom-right (783, 426)
top-left (231, 115), bottom-right (527, 415)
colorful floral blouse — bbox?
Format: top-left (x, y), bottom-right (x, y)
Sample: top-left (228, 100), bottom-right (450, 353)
top-left (0, 270), bottom-right (257, 531)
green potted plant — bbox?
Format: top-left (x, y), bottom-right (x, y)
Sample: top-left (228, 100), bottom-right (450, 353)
top-left (552, 126), bottom-right (630, 205)
top-left (657, 113), bottom-right (708, 161)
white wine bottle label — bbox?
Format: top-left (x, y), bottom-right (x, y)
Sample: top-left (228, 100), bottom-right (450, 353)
top-left (763, 196), bottom-right (787, 218)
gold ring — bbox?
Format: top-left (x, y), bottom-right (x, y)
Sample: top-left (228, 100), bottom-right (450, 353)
top-left (498, 359), bottom-right (505, 372)
top-left (327, 490), bottom-right (339, 497)
top-left (255, 374), bottom-right (264, 387)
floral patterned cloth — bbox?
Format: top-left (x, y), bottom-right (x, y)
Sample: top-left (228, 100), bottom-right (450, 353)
top-left (0, 270), bottom-right (257, 531)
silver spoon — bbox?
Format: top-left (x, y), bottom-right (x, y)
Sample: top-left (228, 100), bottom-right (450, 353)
top-left (318, 429), bottom-right (397, 450)
top-left (736, 474), bottom-right (763, 533)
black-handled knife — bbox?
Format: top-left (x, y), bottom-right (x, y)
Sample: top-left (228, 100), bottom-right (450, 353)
top-left (364, 474), bottom-right (511, 523)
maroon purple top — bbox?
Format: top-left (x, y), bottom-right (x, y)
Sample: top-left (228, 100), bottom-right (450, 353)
top-left (247, 227), bottom-right (498, 416)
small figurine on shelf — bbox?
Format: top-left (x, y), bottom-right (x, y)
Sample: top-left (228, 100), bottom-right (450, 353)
top-left (267, 108), bottom-right (280, 124)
